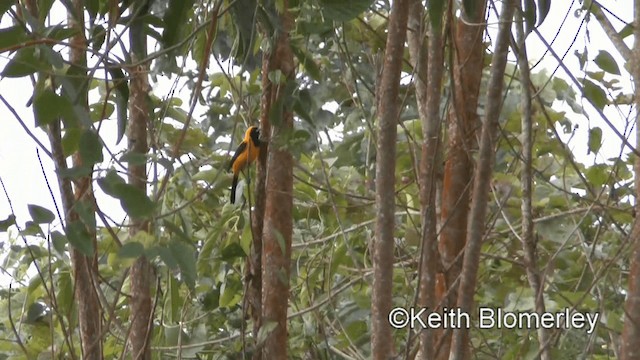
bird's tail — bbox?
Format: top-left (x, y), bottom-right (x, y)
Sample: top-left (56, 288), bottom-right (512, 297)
top-left (231, 175), bottom-right (239, 204)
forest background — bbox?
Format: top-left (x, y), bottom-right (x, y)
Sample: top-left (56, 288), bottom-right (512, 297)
top-left (0, 0), bottom-right (638, 359)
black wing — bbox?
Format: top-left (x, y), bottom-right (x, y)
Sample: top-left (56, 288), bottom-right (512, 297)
top-left (228, 141), bottom-right (247, 171)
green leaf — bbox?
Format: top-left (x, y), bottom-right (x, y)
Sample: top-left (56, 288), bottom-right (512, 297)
top-left (292, 46), bottom-right (321, 82)
top-left (428, 0), bottom-right (445, 30)
top-left (74, 199), bottom-right (96, 230)
top-left (537, 0), bottom-right (550, 26)
top-left (0, 0), bottom-right (14, 20)
top-left (118, 242), bottom-right (145, 258)
top-left (20, 221), bottom-right (43, 236)
top-left (99, 172), bottom-right (156, 219)
top-left (97, 170), bottom-right (127, 196)
top-left (99, 171), bottom-right (156, 218)
top-left (169, 241), bottom-right (196, 291)
top-left (107, 66), bottom-right (129, 144)
top-left (34, 88), bottom-right (61, 127)
top-left (582, 79), bottom-right (607, 110)
top-left (163, 0), bottom-right (196, 51)
top-left (522, 0), bottom-right (536, 35)
top-left (320, 0), bottom-right (375, 22)
top-left (619, 24), bottom-right (633, 39)
top-left (1, 47), bottom-right (48, 77)
top-left (51, 231), bottom-right (67, 254)
top-left (28, 204), bottom-right (55, 224)
top-left (221, 242), bottom-right (246, 260)
top-left (585, 164), bottom-right (609, 187)
top-left (594, 50), bottom-right (620, 75)
top-left (117, 185), bottom-right (156, 219)
top-left (588, 127), bottom-right (602, 155)
top-left (0, 25), bottom-right (28, 50)
top-left (0, 214), bottom-right (16, 231)
top-left (78, 129), bottom-right (103, 165)
top-left (65, 221), bottom-right (94, 255)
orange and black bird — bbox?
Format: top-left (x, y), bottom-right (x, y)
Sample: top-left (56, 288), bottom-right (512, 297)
top-left (228, 126), bottom-right (261, 204)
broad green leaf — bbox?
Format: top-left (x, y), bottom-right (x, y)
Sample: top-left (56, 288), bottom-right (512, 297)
top-left (221, 242), bottom-right (246, 260)
top-left (594, 50), bottom-right (620, 75)
top-left (51, 230), bottom-right (67, 254)
top-left (522, 0), bottom-right (536, 35)
top-left (99, 172), bottom-right (156, 218)
top-left (33, 88), bottom-right (60, 127)
top-left (588, 127), bottom-right (602, 155)
top-left (292, 45), bottom-right (321, 82)
top-left (107, 66), bottom-right (129, 144)
top-left (162, 0), bottom-right (196, 51)
top-left (320, 0), bottom-right (375, 22)
top-left (74, 199), bottom-right (96, 230)
top-left (0, 25), bottom-right (28, 50)
top-left (537, 0), bottom-right (551, 26)
top-left (619, 24), bottom-right (633, 39)
top-left (169, 241), bottom-right (196, 290)
top-left (20, 221), bottom-right (44, 236)
top-left (118, 242), bottom-right (145, 258)
top-left (0, 0), bottom-right (13, 20)
top-left (582, 79), bottom-right (607, 110)
top-left (61, 127), bottom-right (82, 156)
top-left (78, 129), bottom-right (103, 165)
top-left (585, 164), bottom-right (609, 187)
top-left (66, 221), bottom-right (94, 255)
top-left (1, 47), bottom-right (48, 77)
top-left (0, 214), bottom-right (16, 231)
top-left (28, 204), bottom-right (55, 224)
top-left (57, 165), bottom-right (92, 179)
top-left (97, 170), bottom-right (127, 197)
top-left (116, 185), bottom-right (156, 219)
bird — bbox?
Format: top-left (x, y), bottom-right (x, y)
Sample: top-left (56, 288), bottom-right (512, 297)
top-left (228, 126), bottom-right (261, 204)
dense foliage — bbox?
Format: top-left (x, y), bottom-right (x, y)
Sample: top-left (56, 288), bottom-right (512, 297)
top-left (0, 0), bottom-right (634, 358)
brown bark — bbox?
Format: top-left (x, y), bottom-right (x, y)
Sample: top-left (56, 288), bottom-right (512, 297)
top-left (436, 0), bottom-right (487, 357)
top-left (260, 2), bottom-right (295, 359)
top-left (407, 0), bottom-right (444, 357)
top-left (449, 1), bottom-right (515, 359)
top-left (621, 1), bottom-right (640, 358)
top-left (371, 0), bottom-right (410, 358)
top-left (127, 7), bottom-right (153, 359)
top-left (67, 2), bottom-right (103, 359)
top-left (514, 12), bottom-right (550, 360)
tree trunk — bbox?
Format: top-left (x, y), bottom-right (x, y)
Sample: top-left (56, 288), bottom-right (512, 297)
top-left (127, 4), bottom-right (153, 359)
top-left (407, 0), bottom-right (444, 357)
top-left (68, 1), bottom-right (103, 358)
top-left (620, 1), bottom-right (640, 358)
top-left (371, 0), bottom-right (410, 358)
top-left (436, 0), bottom-right (487, 357)
top-left (260, 2), bottom-right (295, 359)
top-left (449, 1), bottom-right (515, 359)
top-left (514, 11), bottom-right (550, 360)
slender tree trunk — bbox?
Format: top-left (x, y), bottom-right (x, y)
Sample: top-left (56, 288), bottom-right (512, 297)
top-left (436, 1), bottom-right (486, 357)
top-left (407, 0), bottom-right (444, 357)
top-left (514, 11), bottom-right (550, 360)
top-left (127, 4), bottom-right (153, 359)
top-left (260, 2), bottom-right (295, 358)
top-left (621, 1), bottom-right (640, 358)
top-left (67, 2), bottom-right (103, 358)
top-left (371, 0), bottom-right (410, 358)
top-left (449, 1), bottom-right (515, 359)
